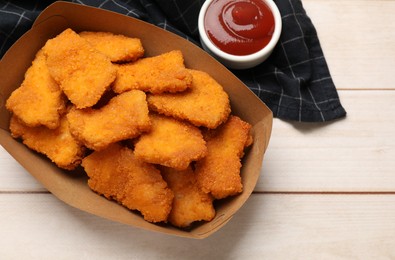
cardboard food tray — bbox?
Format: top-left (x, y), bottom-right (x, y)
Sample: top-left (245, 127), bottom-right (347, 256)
top-left (0, 2), bottom-right (273, 239)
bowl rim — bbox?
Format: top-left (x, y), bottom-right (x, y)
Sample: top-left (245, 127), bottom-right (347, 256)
top-left (198, 0), bottom-right (282, 62)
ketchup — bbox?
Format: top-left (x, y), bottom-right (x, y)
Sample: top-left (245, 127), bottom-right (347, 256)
top-left (204, 0), bottom-right (275, 56)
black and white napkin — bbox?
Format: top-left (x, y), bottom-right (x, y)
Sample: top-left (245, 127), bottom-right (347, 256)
top-left (0, 0), bottom-right (346, 122)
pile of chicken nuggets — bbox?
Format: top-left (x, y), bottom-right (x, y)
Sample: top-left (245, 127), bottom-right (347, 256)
top-left (6, 28), bottom-right (253, 228)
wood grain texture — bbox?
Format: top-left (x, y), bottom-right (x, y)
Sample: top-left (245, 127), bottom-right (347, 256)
top-left (303, 0), bottom-right (395, 90)
top-left (1, 194), bottom-right (395, 259)
top-left (1, 0), bottom-right (395, 258)
top-left (257, 90), bottom-right (395, 192)
top-left (0, 145), bottom-right (46, 192)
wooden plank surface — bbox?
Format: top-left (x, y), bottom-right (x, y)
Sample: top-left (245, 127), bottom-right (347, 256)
top-left (257, 90), bottom-right (395, 192)
top-left (0, 147), bottom-right (45, 192)
top-left (1, 0), bottom-right (395, 258)
top-left (1, 194), bottom-right (395, 259)
top-left (303, 0), bottom-right (395, 90)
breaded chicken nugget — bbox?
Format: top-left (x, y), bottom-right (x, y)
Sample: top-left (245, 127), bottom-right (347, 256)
top-left (195, 116), bottom-right (253, 199)
top-left (43, 28), bottom-right (116, 108)
top-left (82, 143), bottom-right (174, 223)
top-left (67, 90), bottom-right (151, 151)
top-left (9, 114), bottom-right (85, 170)
top-left (6, 49), bottom-right (66, 129)
top-left (79, 31), bottom-right (144, 63)
top-left (113, 50), bottom-right (192, 94)
top-left (134, 114), bottom-right (207, 170)
top-left (161, 166), bottom-right (215, 228)
top-left (148, 69), bottom-right (231, 129)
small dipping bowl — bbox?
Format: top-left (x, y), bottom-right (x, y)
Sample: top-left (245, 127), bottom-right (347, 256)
top-left (198, 0), bottom-right (282, 70)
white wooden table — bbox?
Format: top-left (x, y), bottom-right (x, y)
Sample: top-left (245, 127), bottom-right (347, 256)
top-left (1, 0), bottom-right (395, 258)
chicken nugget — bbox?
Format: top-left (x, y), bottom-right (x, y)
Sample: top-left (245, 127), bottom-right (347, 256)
top-left (82, 143), bottom-right (174, 223)
top-left (67, 90), bottom-right (151, 151)
top-left (161, 166), bottom-right (215, 228)
top-left (5, 49), bottom-right (66, 129)
top-left (134, 114), bottom-right (207, 170)
top-left (113, 50), bottom-right (192, 94)
top-left (195, 115), bottom-right (253, 199)
top-left (43, 28), bottom-right (116, 108)
top-left (9, 114), bottom-right (85, 170)
top-left (79, 31), bottom-right (144, 63)
top-left (148, 69), bottom-right (231, 129)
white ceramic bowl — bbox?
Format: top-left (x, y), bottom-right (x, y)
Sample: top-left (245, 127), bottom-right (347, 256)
top-left (198, 0), bottom-right (282, 70)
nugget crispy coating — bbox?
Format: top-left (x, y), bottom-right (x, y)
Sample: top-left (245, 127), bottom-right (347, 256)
top-left (43, 28), bottom-right (116, 108)
top-left (6, 49), bottom-right (66, 129)
top-left (9, 114), bottom-right (85, 170)
top-left (79, 31), bottom-right (144, 63)
top-left (67, 90), bottom-right (151, 151)
top-left (134, 114), bottom-right (207, 170)
top-left (161, 166), bottom-right (215, 228)
top-left (113, 50), bottom-right (192, 94)
top-left (148, 69), bottom-right (231, 129)
top-left (195, 116), bottom-right (252, 199)
top-left (82, 143), bottom-right (174, 223)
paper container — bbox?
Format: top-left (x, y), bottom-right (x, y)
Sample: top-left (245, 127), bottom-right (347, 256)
top-left (0, 2), bottom-right (272, 239)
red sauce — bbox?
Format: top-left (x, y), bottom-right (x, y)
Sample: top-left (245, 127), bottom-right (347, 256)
top-left (204, 0), bottom-right (275, 56)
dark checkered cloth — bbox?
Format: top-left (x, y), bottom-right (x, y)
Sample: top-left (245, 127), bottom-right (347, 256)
top-left (0, 0), bottom-right (346, 122)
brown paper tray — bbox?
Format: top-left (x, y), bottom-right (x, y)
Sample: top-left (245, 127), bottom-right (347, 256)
top-left (0, 1), bottom-right (272, 239)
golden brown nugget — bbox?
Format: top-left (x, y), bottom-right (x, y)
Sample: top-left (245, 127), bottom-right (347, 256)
top-left (148, 69), bottom-right (231, 129)
top-left (195, 116), bottom-right (253, 199)
top-left (6, 49), bottom-right (66, 129)
top-left (67, 90), bottom-right (151, 151)
top-left (161, 166), bottom-right (215, 228)
top-left (43, 28), bottom-right (116, 108)
top-left (134, 114), bottom-right (207, 170)
top-left (9, 114), bottom-right (85, 170)
top-left (79, 31), bottom-right (144, 63)
top-left (113, 50), bottom-right (192, 94)
top-left (82, 143), bottom-right (174, 223)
